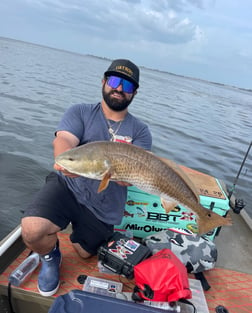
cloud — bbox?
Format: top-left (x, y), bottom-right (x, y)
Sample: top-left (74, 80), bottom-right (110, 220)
top-left (2, 0), bottom-right (251, 88)
top-left (22, 0), bottom-right (205, 45)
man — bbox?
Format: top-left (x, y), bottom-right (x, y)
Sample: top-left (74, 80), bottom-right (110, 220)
top-left (21, 59), bottom-right (152, 296)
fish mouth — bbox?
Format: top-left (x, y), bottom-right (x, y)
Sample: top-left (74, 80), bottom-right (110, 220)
top-left (55, 161), bottom-right (73, 172)
top-left (54, 157), bottom-right (66, 167)
top-left (55, 161), bottom-right (66, 169)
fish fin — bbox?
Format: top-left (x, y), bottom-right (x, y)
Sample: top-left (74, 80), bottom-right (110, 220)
top-left (98, 171), bottom-right (112, 193)
top-left (161, 198), bottom-right (177, 213)
top-left (225, 213), bottom-right (233, 228)
top-left (158, 157), bottom-right (200, 203)
top-left (197, 210), bottom-right (232, 235)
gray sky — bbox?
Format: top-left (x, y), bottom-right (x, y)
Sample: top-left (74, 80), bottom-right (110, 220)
top-left (1, 0), bottom-right (252, 89)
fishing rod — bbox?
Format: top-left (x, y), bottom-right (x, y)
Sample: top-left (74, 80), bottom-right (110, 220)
top-left (228, 141), bottom-right (252, 213)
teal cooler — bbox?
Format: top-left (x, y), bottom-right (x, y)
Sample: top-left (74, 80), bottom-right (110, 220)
top-left (114, 178), bottom-right (231, 241)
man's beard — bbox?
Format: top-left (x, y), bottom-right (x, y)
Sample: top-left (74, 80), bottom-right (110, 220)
top-left (102, 85), bottom-right (134, 112)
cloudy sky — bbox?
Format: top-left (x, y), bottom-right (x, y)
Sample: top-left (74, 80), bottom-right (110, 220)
top-left (1, 0), bottom-right (252, 89)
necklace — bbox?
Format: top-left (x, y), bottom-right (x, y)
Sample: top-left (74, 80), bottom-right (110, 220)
top-left (106, 119), bottom-right (122, 141)
top-left (101, 106), bottom-right (124, 141)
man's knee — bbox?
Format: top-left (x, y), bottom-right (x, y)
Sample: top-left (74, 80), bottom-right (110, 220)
top-left (21, 216), bottom-right (60, 245)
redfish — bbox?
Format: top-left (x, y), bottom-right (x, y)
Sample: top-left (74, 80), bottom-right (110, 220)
top-left (55, 141), bottom-right (232, 235)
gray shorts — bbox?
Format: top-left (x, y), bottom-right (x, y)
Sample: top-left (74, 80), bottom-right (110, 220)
top-left (23, 172), bottom-right (114, 255)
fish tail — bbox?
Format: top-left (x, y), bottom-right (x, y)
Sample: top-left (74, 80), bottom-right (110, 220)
top-left (197, 210), bottom-right (232, 235)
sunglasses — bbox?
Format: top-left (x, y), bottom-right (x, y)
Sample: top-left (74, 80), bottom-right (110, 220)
top-left (106, 76), bottom-right (136, 93)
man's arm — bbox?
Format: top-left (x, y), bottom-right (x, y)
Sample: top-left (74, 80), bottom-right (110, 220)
top-left (53, 130), bottom-right (80, 177)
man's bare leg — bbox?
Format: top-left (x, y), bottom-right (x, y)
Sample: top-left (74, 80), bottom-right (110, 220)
top-left (21, 216), bottom-right (60, 254)
top-left (21, 216), bottom-right (92, 258)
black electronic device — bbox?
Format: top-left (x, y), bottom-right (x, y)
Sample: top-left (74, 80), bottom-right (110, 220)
top-left (98, 232), bottom-right (151, 279)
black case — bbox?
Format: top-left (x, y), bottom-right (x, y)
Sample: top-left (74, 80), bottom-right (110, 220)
top-left (98, 232), bottom-right (151, 279)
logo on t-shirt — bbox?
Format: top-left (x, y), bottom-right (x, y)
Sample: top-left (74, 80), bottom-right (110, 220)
top-left (112, 135), bottom-right (132, 144)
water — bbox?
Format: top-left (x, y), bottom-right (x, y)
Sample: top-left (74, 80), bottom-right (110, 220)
top-left (1, 37), bottom-right (252, 240)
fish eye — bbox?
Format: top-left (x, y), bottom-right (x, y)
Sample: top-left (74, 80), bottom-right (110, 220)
top-left (68, 157), bottom-right (74, 161)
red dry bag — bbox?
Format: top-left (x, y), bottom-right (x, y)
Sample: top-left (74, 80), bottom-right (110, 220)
top-left (133, 249), bottom-right (192, 303)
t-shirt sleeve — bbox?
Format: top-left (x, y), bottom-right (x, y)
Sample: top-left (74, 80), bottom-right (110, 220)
top-left (55, 104), bottom-right (85, 140)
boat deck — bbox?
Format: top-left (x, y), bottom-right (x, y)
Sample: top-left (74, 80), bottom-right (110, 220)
top-left (1, 165), bottom-right (252, 313)
top-left (1, 231), bottom-right (252, 313)
top-left (0, 232), bottom-right (136, 295)
top-left (215, 210), bottom-right (252, 275)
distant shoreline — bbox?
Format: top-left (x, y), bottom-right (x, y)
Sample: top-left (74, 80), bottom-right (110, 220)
top-left (1, 36), bottom-right (251, 93)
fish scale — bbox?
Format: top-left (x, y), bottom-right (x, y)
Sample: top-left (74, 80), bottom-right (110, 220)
top-left (107, 148), bottom-right (196, 203)
top-left (55, 141), bottom-right (232, 234)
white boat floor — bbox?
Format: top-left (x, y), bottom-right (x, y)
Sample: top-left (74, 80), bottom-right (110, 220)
top-left (215, 210), bottom-right (252, 274)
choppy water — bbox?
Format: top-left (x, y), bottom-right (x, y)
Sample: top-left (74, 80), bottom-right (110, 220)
top-left (1, 37), bottom-right (252, 240)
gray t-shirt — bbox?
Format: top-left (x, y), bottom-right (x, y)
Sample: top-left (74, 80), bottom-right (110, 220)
top-left (56, 103), bottom-right (152, 225)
